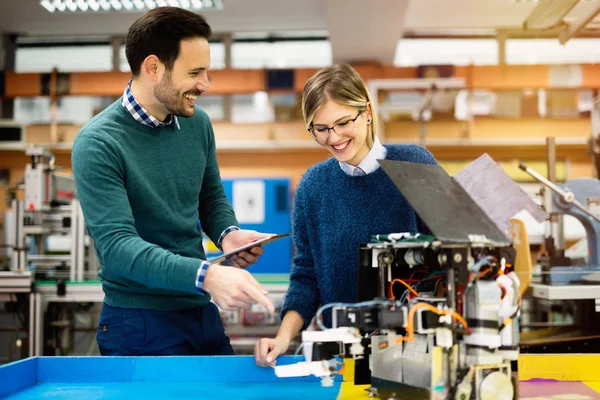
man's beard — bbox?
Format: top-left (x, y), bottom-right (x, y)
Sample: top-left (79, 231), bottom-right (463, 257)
top-left (153, 72), bottom-right (194, 118)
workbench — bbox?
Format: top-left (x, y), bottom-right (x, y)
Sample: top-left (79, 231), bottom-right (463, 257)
top-left (1, 355), bottom-right (600, 399)
top-left (30, 276), bottom-right (290, 356)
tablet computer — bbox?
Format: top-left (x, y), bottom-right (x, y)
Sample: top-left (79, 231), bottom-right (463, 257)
top-left (208, 233), bottom-right (290, 264)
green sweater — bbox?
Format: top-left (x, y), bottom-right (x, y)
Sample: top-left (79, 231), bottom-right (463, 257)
top-left (71, 101), bottom-right (239, 310)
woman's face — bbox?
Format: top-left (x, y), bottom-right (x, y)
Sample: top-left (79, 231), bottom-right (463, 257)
top-left (310, 100), bottom-right (371, 166)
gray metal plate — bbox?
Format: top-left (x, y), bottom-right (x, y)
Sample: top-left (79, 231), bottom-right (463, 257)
top-left (379, 159), bottom-right (510, 245)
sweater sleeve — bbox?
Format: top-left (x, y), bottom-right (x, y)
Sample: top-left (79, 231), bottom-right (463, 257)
top-left (72, 132), bottom-right (203, 294)
top-left (197, 117), bottom-right (240, 245)
top-left (280, 175), bottom-right (321, 330)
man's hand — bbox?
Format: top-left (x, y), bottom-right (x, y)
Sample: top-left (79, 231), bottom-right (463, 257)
top-left (203, 263), bottom-right (275, 313)
top-left (255, 337), bottom-right (290, 367)
top-left (221, 229), bottom-right (272, 269)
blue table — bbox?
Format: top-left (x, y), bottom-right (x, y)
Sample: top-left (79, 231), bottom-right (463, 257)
top-left (0, 356), bottom-right (342, 400)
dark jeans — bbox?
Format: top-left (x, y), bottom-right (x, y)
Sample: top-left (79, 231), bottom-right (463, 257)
top-left (96, 302), bottom-right (234, 356)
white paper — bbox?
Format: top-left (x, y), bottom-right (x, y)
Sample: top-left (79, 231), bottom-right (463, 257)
top-left (233, 180), bottom-right (265, 224)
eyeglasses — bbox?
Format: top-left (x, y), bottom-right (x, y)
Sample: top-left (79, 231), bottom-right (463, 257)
top-left (308, 110), bottom-right (364, 141)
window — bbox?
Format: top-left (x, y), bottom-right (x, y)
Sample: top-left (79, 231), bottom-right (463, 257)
top-left (16, 46), bottom-right (113, 72)
top-left (394, 39), bottom-right (498, 66)
top-left (506, 38), bottom-right (600, 64)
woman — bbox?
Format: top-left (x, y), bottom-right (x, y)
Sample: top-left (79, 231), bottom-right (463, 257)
top-left (254, 64), bottom-right (436, 367)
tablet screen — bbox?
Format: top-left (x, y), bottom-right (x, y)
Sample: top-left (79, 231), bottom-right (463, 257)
top-left (208, 233), bottom-right (290, 264)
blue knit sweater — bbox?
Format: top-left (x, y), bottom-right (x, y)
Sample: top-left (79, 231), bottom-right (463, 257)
top-left (281, 144), bottom-right (437, 329)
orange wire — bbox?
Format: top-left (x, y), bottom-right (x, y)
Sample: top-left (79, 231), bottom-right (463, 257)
top-left (395, 302), bottom-right (470, 344)
top-left (389, 279), bottom-right (420, 300)
top-left (476, 268), bottom-right (492, 280)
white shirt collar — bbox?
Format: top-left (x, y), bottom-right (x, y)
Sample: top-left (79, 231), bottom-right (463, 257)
top-left (339, 136), bottom-right (387, 176)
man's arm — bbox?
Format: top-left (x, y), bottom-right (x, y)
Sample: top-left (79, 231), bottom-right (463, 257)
top-left (197, 120), bottom-right (239, 247)
top-left (72, 133), bottom-right (202, 293)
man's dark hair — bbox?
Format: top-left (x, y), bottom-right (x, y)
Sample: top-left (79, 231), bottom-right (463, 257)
top-left (125, 6), bottom-right (212, 77)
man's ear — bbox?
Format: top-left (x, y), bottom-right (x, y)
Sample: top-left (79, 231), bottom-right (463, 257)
top-left (141, 55), bottom-right (161, 82)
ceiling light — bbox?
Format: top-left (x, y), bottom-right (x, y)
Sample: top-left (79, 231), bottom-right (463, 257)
top-left (54, 0), bottom-right (66, 11)
top-left (88, 0), bottom-right (100, 11)
top-left (41, 0), bottom-right (55, 11)
top-left (66, 0), bottom-right (78, 12)
top-left (39, 0), bottom-right (223, 12)
top-left (77, 0), bottom-right (89, 11)
top-left (122, 0), bottom-right (134, 10)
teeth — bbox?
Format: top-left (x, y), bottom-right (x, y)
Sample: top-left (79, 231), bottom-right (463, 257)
top-left (333, 141), bottom-right (349, 150)
top-left (185, 94), bottom-right (197, 100)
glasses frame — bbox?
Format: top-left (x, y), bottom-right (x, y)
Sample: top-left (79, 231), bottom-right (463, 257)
top-left (308, 110), bottom-right (365, 141)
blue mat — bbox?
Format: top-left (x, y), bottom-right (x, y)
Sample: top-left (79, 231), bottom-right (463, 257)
top-left (0, 356), bottom-right (342, 400)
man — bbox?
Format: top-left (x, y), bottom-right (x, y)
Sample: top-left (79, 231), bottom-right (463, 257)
top-left (71, 6), bottom-right (274, 356)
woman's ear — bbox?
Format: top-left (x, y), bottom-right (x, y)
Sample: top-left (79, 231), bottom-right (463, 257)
top-left (366, 102), bottom-right (373, 123)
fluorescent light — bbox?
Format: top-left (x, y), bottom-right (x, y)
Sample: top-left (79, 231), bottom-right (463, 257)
top-left (39, 0), bottom-right (222, 11)
top-left (40, 0), bottom-right (55, 11)
top-left (55, 1), bottom-right (66, 11)
top-left (77, 0), bottom-right (89, 11)
top-left (66, 0), bottom-right (78, 11)
top-left (88, 0), bottom-right (100, 10)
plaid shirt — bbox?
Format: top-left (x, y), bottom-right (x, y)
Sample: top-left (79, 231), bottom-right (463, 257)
top-left (121, 81), bottom-right (180, 129)
top-left (121, 81), bottom-right (239, 293)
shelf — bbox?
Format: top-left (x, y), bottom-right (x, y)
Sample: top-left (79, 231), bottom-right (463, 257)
top-left (0, 137), bottom-right (588, 153)
top-left (390, 137), bottom-right (588, 147)
top-left (0, 142), bottom-right (74, 152)
top-left (529, 283), bottom-right (600, 300)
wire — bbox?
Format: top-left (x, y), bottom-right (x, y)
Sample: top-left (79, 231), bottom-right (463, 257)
top-left (315, 300), bottom-right (395, 331)
top-left (315, 303), bottom-right (348, 331)
top-left (476, 268), bottom-right (492, 281)
top-left (395, 302), bottom-right (470, 344)
top-left (497, 282), bottom-right (507, 300)
top-left (294, 342), bottom-right (304, 356)
top-left (499, 308), bottom-right (520, 332)
top-left (433, 279), bottom-right (444, 296)
top-left (470, 255), bottom-right (497, 274)
top-left (389, 279), bottom-right (419, 300)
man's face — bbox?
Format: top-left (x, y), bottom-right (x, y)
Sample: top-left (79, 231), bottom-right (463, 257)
top-left (154, 37), bottom-right (210, 118)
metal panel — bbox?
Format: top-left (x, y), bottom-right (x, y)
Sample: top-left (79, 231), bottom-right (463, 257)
top-left (379, 160), bottom-right (510, 245)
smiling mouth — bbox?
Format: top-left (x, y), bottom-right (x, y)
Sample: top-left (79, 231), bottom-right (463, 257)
top-left (332, 141), bottom-right (350, 151)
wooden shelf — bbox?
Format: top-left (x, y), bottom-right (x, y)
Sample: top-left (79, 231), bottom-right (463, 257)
top-left (3, 64), bottom-right (600, 98)
top-left (0, 137), bottom-right (588, 156)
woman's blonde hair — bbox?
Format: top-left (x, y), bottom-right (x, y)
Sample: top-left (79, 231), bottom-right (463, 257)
top-left (301, 64), bottom-right (377, 148)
